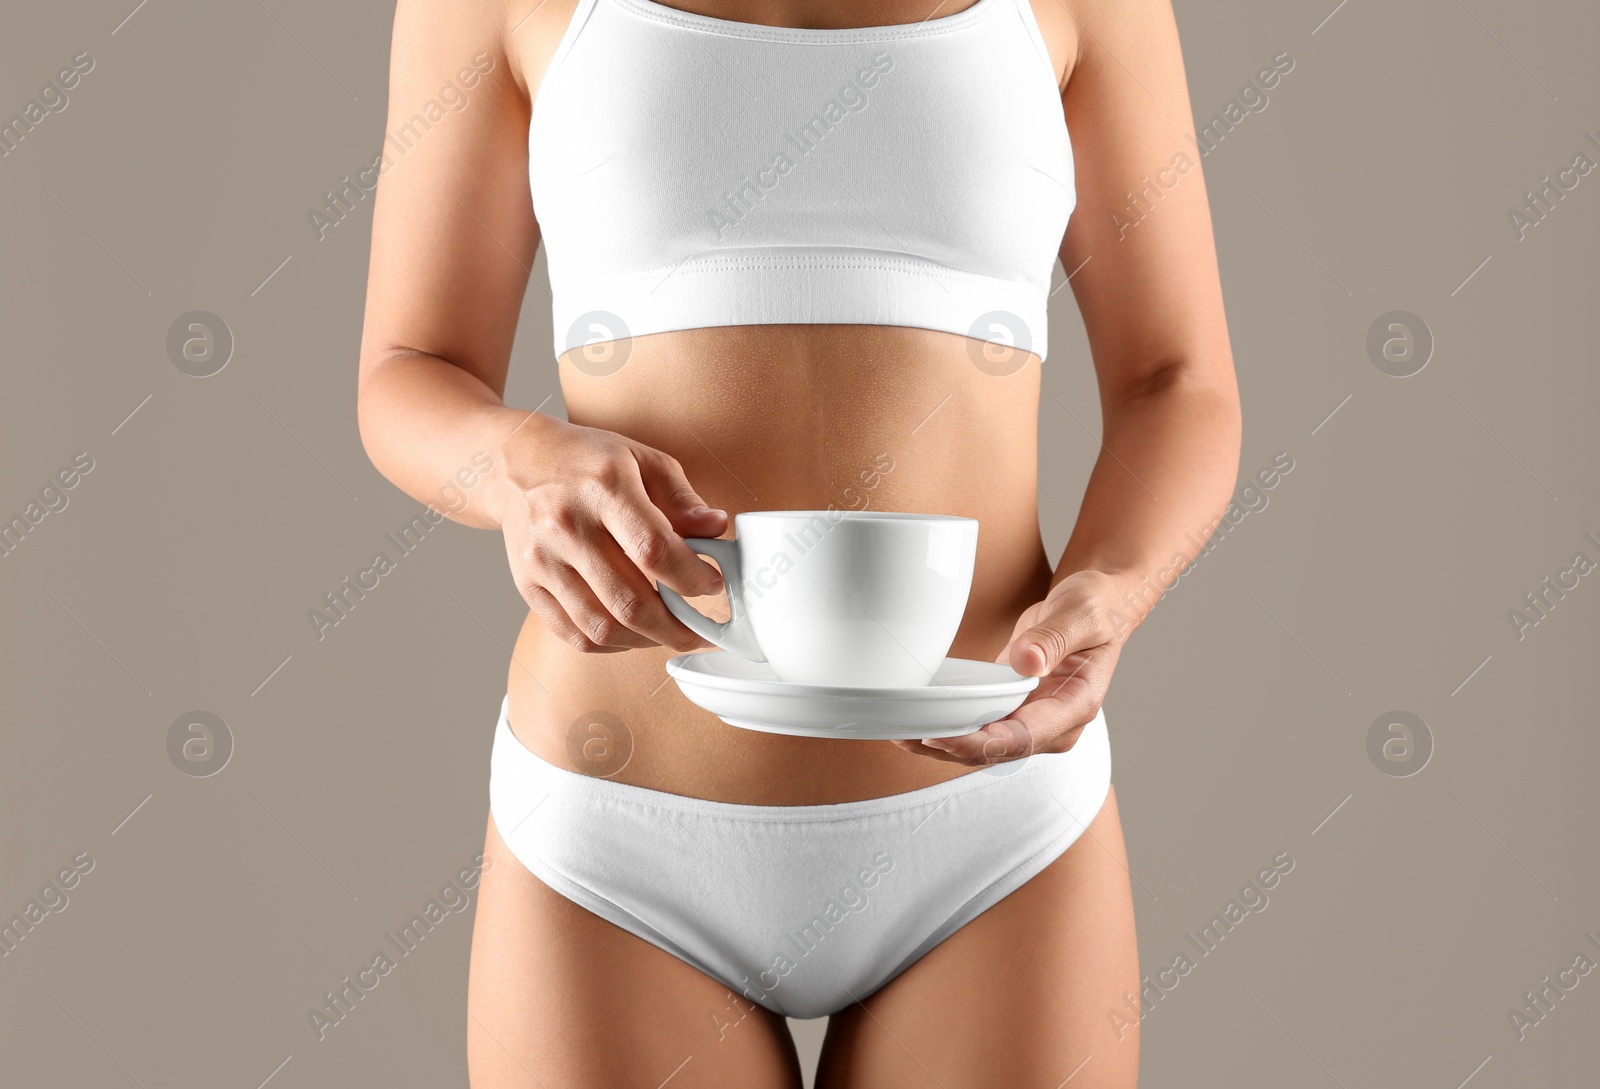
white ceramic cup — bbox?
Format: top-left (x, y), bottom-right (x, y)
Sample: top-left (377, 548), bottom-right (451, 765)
top-left (658, 510), bottom-right (978, 687)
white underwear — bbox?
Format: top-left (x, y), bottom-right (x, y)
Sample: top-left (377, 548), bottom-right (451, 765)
top-left (488, 695), bottom-right (1112, 1019)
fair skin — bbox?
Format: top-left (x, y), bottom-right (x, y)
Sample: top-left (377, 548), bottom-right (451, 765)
top-left (359, 0), bottom-right (1240, 1083)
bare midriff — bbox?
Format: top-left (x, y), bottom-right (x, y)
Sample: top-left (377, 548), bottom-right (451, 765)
top-left (505, 324), bottom-right (1058, 804)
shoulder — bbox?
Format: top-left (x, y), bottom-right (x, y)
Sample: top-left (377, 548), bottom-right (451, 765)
top-left (388, 0), bottom-right (556, 104)
top-left (1047, 0), bottom-right (1181, 97)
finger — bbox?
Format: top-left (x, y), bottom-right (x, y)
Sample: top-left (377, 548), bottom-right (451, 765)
top-left (945, 668), bottom-right (1102, 758)
top-left (521, 583), bottom-right (632, 654)
top-left (893, 739), bottom-right (974, 765)
top-left (1007, 694), bottom-right (1095, 752)
top-left (631, 446), bottom-right (729, 539)
top-left (1031, 650), bottom-right (1099, 704)
top-left (600, 474), bottom-right (728, 599)
top-left (566, 535), bottom-right (712, 652)
top-left (541, 562), bottom-right (657, 650)
top-left (919, 717), bottom-right (1036, 766)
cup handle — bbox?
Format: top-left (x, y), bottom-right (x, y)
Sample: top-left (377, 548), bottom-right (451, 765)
top-left (658, 537), bottom-right (766, 662)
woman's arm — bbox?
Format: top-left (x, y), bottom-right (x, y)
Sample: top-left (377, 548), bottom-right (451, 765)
top-left (357, 0), bottom-right (725, 653)
top-left (357, 0), bottom-right (537, 530)
top-left (1052, 0), bottom-right (1241, 598)
top-left (910, 0), bottom-right (1241, 762)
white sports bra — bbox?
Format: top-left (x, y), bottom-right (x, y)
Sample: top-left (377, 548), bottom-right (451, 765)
top-left (529, 0), bottom-right (1074, 362)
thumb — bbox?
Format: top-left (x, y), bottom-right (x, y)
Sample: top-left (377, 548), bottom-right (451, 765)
top-left (1007, 617), bottom-right (1072, 678)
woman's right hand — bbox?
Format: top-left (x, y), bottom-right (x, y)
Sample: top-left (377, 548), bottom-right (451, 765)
top-left (491, 413), bottom-right (730, 653)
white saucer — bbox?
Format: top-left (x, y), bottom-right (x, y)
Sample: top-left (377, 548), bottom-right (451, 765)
top-left (663, 652), bottom-right (1039, 740)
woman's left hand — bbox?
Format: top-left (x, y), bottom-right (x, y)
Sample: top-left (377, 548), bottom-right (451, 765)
top-left (895, 569), bottom-right (1138, 766)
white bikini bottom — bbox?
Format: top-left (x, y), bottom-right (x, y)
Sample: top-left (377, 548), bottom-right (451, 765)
top-left (488, 695), bottom-right (1112, 1019)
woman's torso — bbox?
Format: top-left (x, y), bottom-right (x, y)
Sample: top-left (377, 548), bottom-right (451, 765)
top-left (504, 0), bottom-right (1078, 804)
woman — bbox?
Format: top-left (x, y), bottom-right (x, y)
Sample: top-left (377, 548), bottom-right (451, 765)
top-left (357, 0), bottom-right (1240, 1083)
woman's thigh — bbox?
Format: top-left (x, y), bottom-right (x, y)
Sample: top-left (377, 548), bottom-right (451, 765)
top-left (467, 814), bottom-right (803, 1089)
top-left (815, 786), bottom-right (1140, 1089)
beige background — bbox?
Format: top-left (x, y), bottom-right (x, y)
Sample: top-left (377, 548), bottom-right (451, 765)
top-left (3, 0), bottom-right (1598, 1085)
